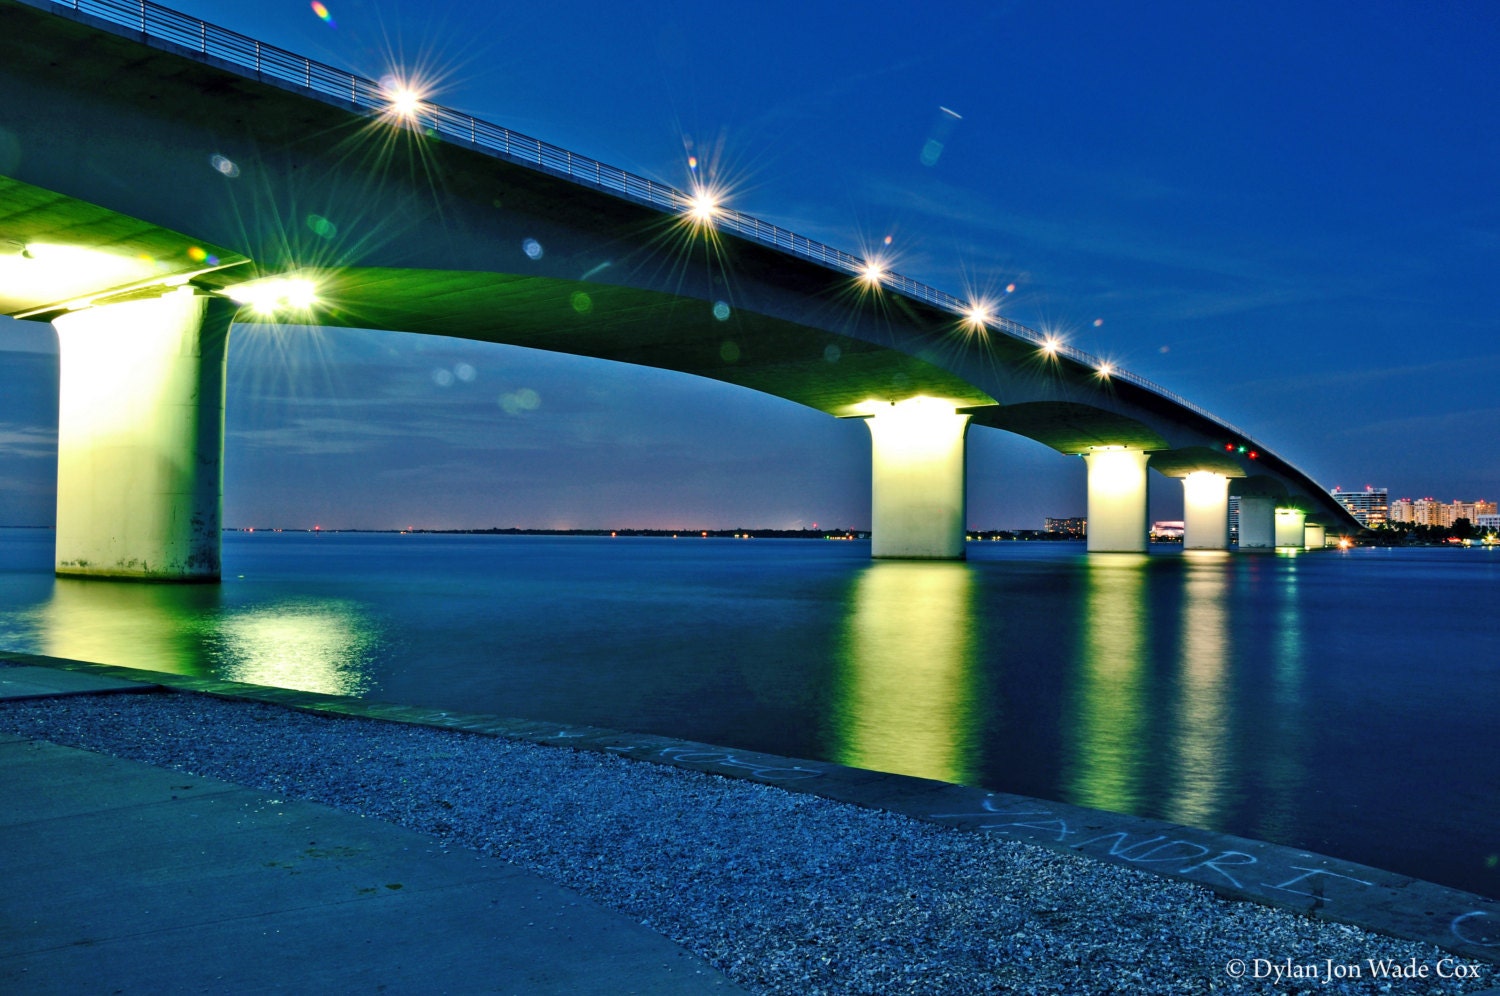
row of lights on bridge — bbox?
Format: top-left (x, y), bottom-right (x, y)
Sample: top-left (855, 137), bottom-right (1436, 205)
top-left (679, 183), bottom-right (1107, 378)
top-left (23, 83), bottom-right (1121, 360)
top-left (244, 80), bottom-right (1115, 378)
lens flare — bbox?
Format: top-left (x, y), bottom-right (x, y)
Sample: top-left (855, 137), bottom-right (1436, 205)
top-left (310, 1), bottom-right (336, 27)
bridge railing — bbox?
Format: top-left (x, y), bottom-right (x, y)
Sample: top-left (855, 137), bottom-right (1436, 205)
top-left (47, 0), bottom-right (1273, 450)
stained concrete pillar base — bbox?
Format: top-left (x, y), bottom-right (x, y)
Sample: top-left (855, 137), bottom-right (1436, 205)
top-left (1236, 495), bottom-right (1276, 550)
top-left (1275, 508), bottom-right (1308, 549)
top-left (52, 291), bottom-right (235, 582)
top-left (866, 399), bottom-right (970, 560)
top-left (1181, 472), bottom-right (1230, 550)
top-left (1085, 448), bottom-right (1149, 553)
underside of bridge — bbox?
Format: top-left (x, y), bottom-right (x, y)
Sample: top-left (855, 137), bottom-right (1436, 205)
top-left (0, 0), bottom-right (1359, 578)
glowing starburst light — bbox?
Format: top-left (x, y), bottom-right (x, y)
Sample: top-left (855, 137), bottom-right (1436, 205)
top-left (686, 189), bottom-right (720, 224)
top-left (964, 303), bottom-right (992, 329)
top-left (390, 87), bottom-right (422, 117)
top-left (379, 75), bottom-right (426, 119)
top-left (1041, 336), bottom-right (1061, 355)
top-left (1096, 362), bottom-right (1114, 378)
top-left (223, 277), bottom-right (320, 316)
top-left (859, 259), bottom-right (886, 286)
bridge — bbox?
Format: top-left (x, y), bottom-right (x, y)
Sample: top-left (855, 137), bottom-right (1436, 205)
top-left (0, 0), bottom-right (1359, 580)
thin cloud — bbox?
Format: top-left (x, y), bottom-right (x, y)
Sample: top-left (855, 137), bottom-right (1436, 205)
top-left (0, 424), bottom-right (56, 458)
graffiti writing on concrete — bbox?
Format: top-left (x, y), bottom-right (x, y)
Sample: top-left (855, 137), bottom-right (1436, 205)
top-left (929, 795), bottom-right (1495, 951)
top-left (605, 743), bottom-right (824, 782)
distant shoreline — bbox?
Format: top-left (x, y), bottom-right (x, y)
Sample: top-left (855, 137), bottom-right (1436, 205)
top-left (211, 526), bottom-right (1101, 541)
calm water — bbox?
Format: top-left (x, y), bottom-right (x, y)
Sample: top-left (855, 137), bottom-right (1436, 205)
top-left (2, 528), bottom-right (1497, 899)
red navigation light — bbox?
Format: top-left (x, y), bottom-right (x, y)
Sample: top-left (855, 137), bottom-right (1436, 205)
top-left (1248, 451), bottom-right (1259, 460)
top-left (1224, 443), bottom-right (1235, 451)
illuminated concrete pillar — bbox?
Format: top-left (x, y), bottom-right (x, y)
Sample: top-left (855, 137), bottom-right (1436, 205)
top-left (1236, 495), bottom-right (1276, 550)
top-left (1275, 507), bottom-right (1307, 549)
top-left (53, 290), bottom-right (235, 581)
top-left (866, 399), bottom-right (970, 560)
top-left (1084, 448), bottom-right (1149, 553)
top-left (1181, 472), bottom-right (1229, 550)
top-left (1304, 523), bottom-right (1326, 550)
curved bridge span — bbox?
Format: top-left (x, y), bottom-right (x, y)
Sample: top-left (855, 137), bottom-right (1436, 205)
top-left (0, 0), bottom-right (1357, 579)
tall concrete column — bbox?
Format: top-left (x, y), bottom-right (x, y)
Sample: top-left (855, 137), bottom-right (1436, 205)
top-left (1275, 507), bottom-right (1308, 549)
top-left (1084, 448), bottom-right (1149, 553)
top-left (865, 399), bottom-right (970, 560)
top-left (53, 290), bottom-right (236, 581)
top-left (1304, 523), bottom-right (1326, 550)
top-left (1236, 495), bottom-right (1276, 549)
top-left (1181, 472), bottom-right (1229, 550)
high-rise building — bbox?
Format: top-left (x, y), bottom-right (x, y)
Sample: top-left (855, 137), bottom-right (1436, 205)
top-left (1330, 486), bottom-right (1388, 527)
top-left (1386, 497), bottom-right (1493, 529)
top-left (1450, 500), bottom-right (1497, 524)
top-left (1045, 517), bottom-right (1086, 537)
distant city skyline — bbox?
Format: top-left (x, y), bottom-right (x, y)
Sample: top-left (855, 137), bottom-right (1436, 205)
top-left (3, 0), bottom-right (1497, 530)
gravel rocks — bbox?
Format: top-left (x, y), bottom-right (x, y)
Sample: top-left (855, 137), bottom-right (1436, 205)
top-left (0, 690), bottom-right (1492, 995)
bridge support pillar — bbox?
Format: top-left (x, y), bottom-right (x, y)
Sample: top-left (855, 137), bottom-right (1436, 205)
top-left (52, 291), bottom-right (235, 582)
top-left (866, 399), bottom-right (970, 560)
top-left (1236, 495), bottom-right (1276, 549)
top-left (1084, 448), bottom-right (1149, 553)
top-left (1304, 522), bottom-right (1326, 549)
top-left (1275, 507), bottom-right (1307, 549)
top-left (1181, 472), bottom-right (1230, 550)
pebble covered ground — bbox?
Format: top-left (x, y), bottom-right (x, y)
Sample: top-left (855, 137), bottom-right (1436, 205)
top-left (1, 688), bottom-right (1493, 995)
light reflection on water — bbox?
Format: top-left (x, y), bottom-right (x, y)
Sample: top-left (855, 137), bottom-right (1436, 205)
top-left (214, 602), bottom-right (376, 695)
top-left (1, 529), bottom-right (1497, 901)
top-left (1167, 551), bottom-right (1231, 828)
top-left (1065, 553), bottom-right (1149, 813)
top-left (24, 573), bottom-right (375, 696)
top-left (832, 560), bottom-right (978, 784)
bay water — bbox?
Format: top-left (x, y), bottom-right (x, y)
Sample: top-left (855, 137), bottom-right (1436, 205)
top-left (1, 528), bottom-right (1496, 900)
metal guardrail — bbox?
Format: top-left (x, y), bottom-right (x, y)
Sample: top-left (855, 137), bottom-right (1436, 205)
top-left (44, 0), bottom-right (1275, 451)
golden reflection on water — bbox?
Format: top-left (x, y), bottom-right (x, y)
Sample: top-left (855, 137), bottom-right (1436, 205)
top-left (214, 601), bottom-right (375, 695)
top-left (1064, 554), bottom-right (1149, 811)
top-left (33, 580), bottom-right (374, 696)
top-left (831, 560), bottom-right (979, 784)
top-left (1166, 551), bottom-right (1231, 826)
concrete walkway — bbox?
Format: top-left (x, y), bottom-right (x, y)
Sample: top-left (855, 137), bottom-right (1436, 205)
top-left (0, 667), bottom-right (743, 995)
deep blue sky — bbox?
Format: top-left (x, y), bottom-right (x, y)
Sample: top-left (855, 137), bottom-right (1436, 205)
top-left (3, 0), bottom-right (1497, 529)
